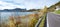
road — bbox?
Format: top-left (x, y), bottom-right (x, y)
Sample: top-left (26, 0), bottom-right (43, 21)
top-left (47, 12), bottom-right (60, 27)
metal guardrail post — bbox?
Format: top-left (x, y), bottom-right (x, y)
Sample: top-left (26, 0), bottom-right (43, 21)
top-left (35, 16), bottom-right (45, 27)
top-left (44, 13), bottom-right (47, 27)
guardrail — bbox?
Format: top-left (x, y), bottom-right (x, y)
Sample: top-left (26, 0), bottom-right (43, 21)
top-left (35, 13), bottom-right (47, 27)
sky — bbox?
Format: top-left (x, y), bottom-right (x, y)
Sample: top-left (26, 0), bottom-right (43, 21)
top-left (0, 0), bottom-right (60, 10)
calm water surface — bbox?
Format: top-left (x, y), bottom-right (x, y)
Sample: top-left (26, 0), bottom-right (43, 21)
top-left (0, 12), bottom-right (35, 23)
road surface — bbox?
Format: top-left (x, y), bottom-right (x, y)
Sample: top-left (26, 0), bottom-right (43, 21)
top-left (47, 12), bottom-right (60, 27)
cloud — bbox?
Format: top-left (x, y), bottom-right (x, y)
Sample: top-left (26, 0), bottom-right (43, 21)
top-left (11, 0), bottom-right (60, 9)
top-left (0, 0), bottom-right (44, 10)
top-left (11, 0), bottom-right (42, 10)
top-left (0, 1), bottom-right (25, 10)
top-left (0, 0), bottom-right (60, 10)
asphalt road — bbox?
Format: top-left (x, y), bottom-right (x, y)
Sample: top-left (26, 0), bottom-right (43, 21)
top-left (47, 12), bottom-right (60, 27)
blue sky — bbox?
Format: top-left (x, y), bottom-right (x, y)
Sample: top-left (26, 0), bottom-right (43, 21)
top-left (0, 0), bottom-right (60, 10)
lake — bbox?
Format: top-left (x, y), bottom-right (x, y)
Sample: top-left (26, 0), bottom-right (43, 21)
top-left (0, 12), bottom-right (35, 24)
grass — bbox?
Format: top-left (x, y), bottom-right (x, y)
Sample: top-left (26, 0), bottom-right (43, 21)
top-left (39, 14), bottom-right (46, 27)
top-left (54, 10), bottom-right (60, 14)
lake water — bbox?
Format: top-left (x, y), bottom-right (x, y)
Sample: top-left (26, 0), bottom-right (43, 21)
top-left (0, 12), bottom-right (35, 23)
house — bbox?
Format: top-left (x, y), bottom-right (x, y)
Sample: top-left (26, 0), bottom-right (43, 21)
top-left (56, 5), bottom-right (60, 10)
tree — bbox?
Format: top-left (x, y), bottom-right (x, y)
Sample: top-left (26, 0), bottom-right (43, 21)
top-left (43, 6), bottom-right (48, 14)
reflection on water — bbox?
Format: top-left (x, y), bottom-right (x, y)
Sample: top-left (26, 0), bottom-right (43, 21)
top-left (0, 12), bottom-right (35, 27)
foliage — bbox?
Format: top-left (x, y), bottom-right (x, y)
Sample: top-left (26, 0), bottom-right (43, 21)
top-left (39, 15), bottom-right (46, 27)
top-left (28, 18), bottom-right (38, 27)
top-left (43, 6), bottom-right (48, 13)
top-left (8, 16), bottom-right (16, 27)
top-left (54, 10), bottom-right (60, 14)
top-left (28, 14), bottom-right (39, 27)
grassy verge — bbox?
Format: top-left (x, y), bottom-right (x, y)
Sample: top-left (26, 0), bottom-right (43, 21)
top-left (54, 10), bottom-right (60, 14)
top-left (39, 14), bottom-right (46, 27)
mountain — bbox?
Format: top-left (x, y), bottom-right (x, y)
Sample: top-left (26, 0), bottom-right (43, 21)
top-left (0, 8), bottom-right (27, 12)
